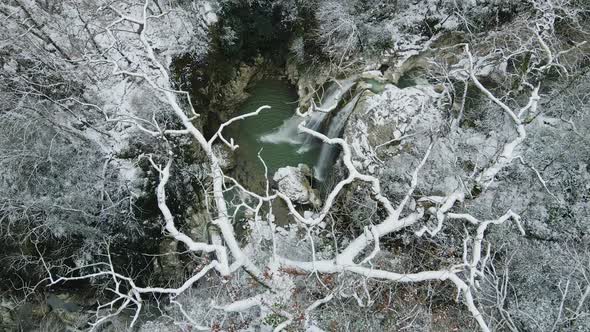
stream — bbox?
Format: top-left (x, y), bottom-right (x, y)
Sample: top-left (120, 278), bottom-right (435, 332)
top-left (225, 79), bottom-right (321, 180)
top-left (226, 77), bottom-right (361, 187)
top-left (224, 77), bottom-right (365, 225)
top-left (224, 79), bottom-right (320, 225)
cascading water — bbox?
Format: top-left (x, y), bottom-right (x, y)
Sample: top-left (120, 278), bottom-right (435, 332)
top-left (258, 116), bottom-right (304, 145)
top-left (226, 79), bottom-right (318, 175)
top-left (297, 77), bottom-right (357, 152)
top-left (314, 94), bottom-right (361, 181)
top-left (259, 77), bottom-right (357, 151)
top-left (257, 76), bottom-right (359, 181)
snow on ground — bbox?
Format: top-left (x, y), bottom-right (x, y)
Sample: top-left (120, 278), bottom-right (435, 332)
top-left (344, 84), bottom-right (443, 173)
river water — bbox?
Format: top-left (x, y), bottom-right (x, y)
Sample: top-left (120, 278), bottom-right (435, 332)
top-left (226, 79), bottom-right (320, 178)
top-left (223, 79), bottom-right (324, 225)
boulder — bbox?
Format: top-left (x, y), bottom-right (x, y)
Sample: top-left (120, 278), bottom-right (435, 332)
top-left (273, 164), bottom-right (321, 207)
top-left (343, 84), bottom-right (444, 174)
top-left (360, 70), bottom-right (387, 82)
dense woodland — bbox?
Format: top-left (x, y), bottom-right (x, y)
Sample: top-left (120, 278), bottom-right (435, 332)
top-left (1, 0), bottom-right (590, 331)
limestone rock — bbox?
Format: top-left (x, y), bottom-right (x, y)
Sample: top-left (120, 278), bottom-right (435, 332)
top-left (360, 70), bottom-right (387, 82)
top-left (343, 84), bottom-right (444, 173)
top-left (0, 297), bottom-right (16, 329)
top-left (273, 164), bottom-right (321, 207)
top-left (212, 143), bottom-right (236, 171)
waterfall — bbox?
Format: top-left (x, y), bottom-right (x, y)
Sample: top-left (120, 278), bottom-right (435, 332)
top-left (259, 116), bottom-right (304, 144)
top-left (314, 94), bottom-right (361, 181)
top-left (257, 77), bottom-right (359, 181)
top-left (294, 111), bottom-right (326, 153)
top-left (260, 77), bottom-right (357, 151)
top-left (296, 77), bottom-right (357, 152)
top-left (315, 77), bottom-right (357, 113)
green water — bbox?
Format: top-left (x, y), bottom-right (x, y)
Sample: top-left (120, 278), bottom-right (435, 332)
top-left (226, 79), bottom-right (320, 178)
top-left (224, 79), bottom-right (321, 226)
top-left (364, 78), bottom-right (386, 94)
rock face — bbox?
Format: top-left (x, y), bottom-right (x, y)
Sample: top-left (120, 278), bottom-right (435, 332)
top-left (273, 164), bottom-right (321, 207)
top-left (212, 144), bottom-right (236, 171)
top-left (343, 84), bottom-right (444, 175)
top-left (0, 297), bottom-right (16, 329)
top-left (333, 82), bottom-right (469, 206)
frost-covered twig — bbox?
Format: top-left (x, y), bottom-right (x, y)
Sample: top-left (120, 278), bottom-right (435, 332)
top-left (209, 105), bottom-right (271, 150)
top-left (415, 191), bottom-right (465, 237)
top-left (273, 113), bottom-right (500, 330)
top-left (463, 44), bottom-right (538, 187)
top-left (103, 0), bottom-right (270, 285)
